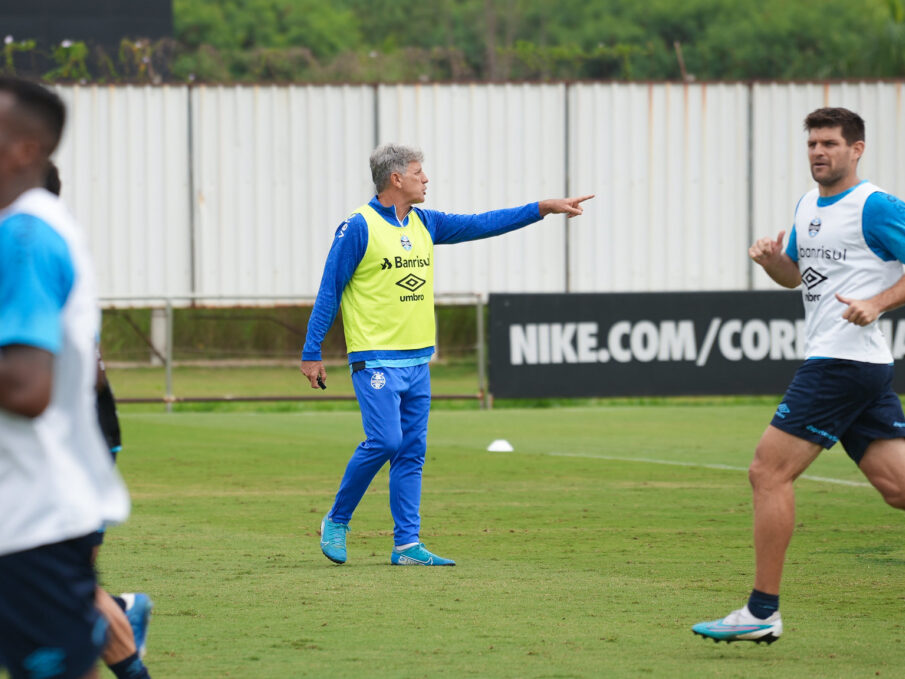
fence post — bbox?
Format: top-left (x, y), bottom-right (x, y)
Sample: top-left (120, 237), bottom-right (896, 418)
top-left (746, 81), bottom-right (755, 291)
top-left (165, 300), bottom-right (174, 413)
top-left (476, 295), bottom-right (487, 409)
top-left (150, 307), bottom-right (168, 366)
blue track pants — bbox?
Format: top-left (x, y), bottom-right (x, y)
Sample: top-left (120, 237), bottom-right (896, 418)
top-left (329, 364), bottom-right (431, 546)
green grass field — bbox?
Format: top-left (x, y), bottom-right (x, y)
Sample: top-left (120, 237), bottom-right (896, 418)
top-left (80, 401), bottom-right (905, 678)
top-left (104, 363), bottom-right (484, 411)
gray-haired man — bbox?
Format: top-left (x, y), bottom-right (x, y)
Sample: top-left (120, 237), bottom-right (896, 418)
top-left (301, 143), bottom-right (592, 566)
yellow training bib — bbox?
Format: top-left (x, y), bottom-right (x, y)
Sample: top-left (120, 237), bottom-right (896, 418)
top-left (341, 204), bottom-right (435, 353)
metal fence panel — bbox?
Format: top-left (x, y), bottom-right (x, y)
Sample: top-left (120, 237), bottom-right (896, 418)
top-left (567, 82), bottom-right (751, 292)
top-left (191, 85), bottom-right (376, 301)
top-left (54, 85), bottom-right (191, 304)
top-left (51, 82), bottom-right (905, 305)
top-left (377, 83), bottom-right (568, 295)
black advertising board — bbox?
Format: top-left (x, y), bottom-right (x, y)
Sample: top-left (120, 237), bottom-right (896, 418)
top-left (489, 292), bottom-right (905, 398)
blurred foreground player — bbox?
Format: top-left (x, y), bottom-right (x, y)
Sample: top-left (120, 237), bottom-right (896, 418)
top-left (46, 163), bottom-right (153, 678)
top-left (693, 108), bottom-right (905, 643)
top-left (0, 78), bottom-right (129, 678)
top-left (301, 142), bottom-right (592, 566)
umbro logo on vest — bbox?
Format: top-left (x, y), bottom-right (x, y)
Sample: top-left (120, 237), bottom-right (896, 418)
top-left (396, 274), bottom-right (426, 292)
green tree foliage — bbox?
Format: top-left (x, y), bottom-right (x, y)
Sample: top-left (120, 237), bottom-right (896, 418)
top-left (174, 0), bottom-right (361, 56)
top-left (870, 0), bottom-right (905, 74)
top-left (8, 0), bottom-right (905, 82)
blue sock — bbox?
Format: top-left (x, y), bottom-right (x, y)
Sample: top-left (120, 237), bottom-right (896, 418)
top-left (108, 652), bottom-right (151, 679)
top-left (747, 588), bottom-right (779, 620)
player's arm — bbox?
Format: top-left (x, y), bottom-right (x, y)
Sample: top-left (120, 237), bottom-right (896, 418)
top-left (837, 274), bottom-right (905, 326)
top-left (300, 216), bottom-right (367, 389)
top-left (95, 350), bottom-right (122, 452)
top-left (749, 229), bottom-right (801, 288)
top-left (425, 195), bottom-right (593, 245)
top-left (836, 193), bottom-right (905, 326)
top-left (0, 214), bottom-right (74, 417)
top-left (0, 345), bottom-right (53, 417)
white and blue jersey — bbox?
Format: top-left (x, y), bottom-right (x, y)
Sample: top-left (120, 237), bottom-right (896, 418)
top-left (302, 196), bottom-right (542, 367)
top-left (0, 188), bottom-right (129, 557)
top-left (773, 181), bottom-right (905, 460)
top-left (786, 181), bottom-right (905, 363)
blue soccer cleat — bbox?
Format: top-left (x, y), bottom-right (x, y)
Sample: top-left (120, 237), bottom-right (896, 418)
top-left (390, 543), bottom-right (455, 566)
top-left (121, 592), bottom-right (154, 657)
top-left (320, 516), bottom-right (350, 564)
top-left (692, 605), bottom-right (782, 644)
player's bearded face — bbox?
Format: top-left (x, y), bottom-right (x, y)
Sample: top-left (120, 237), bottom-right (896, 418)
top-left (807, 126), bottom-right (861, 187)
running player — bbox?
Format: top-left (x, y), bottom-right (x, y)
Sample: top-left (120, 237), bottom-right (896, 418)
top-left (693, 107), bottom-right (905, 643)
top-left (0, 77), bottom-right (130, 679)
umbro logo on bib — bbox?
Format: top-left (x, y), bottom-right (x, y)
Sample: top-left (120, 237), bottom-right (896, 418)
top-left (801, 267), bottom-right (827, 290)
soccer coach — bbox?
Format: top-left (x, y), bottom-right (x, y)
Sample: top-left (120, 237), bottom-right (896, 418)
top-left (301, 143), bottom-right (591, 566)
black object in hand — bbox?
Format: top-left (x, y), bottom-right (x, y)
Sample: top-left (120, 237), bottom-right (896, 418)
top-left (317, 376), bottom-right (326, 390)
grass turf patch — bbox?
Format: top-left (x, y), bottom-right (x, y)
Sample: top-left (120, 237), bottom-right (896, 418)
top-left (79, 405), bottom-right (905, 678)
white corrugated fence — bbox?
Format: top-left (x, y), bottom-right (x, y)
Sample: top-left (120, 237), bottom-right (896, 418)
top-left (51, 81), bottom-right (905, 305)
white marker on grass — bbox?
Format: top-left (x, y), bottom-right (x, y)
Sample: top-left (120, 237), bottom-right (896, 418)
top-left (487, 439), bottom-right (514, 452)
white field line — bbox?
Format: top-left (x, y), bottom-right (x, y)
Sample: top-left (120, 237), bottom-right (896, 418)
top-left (542, 451), bottom-right (872, 488)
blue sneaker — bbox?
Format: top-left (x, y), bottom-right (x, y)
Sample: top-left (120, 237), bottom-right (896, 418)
top-left (121, 592), bottom-right (153, 657)
top-left (390, 543), bottom-right (455, 566)
top-left (320, 516), bottom-right (350, 564)
top-left (692, 605), bottom-right (782, 644)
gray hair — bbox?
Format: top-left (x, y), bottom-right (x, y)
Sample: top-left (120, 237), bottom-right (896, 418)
top-left (370, 143), bottom-right (424, 192)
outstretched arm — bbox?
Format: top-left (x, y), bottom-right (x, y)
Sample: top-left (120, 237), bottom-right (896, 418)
top-left (427, 194), bottom-right (594, 245)
top-left (749, 230), bottom-right (801, 288)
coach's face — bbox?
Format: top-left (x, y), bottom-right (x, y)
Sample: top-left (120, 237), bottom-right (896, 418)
top-left (807, 125), bottom-right (863, 189)
top-left (398, 161), bottom-right (428, 204)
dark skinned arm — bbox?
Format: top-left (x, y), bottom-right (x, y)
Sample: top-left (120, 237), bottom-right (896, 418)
top-left (0, 344), bottom-right (53, 418)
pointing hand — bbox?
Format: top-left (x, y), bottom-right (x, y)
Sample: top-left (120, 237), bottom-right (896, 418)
top-left (539, 195), bottom-right (595, 218)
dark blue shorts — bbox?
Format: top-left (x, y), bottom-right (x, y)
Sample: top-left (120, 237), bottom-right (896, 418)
top-left (0, 534), bottom-right (107, 679)
top-left (771, 359), bottom-right (905, 464)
